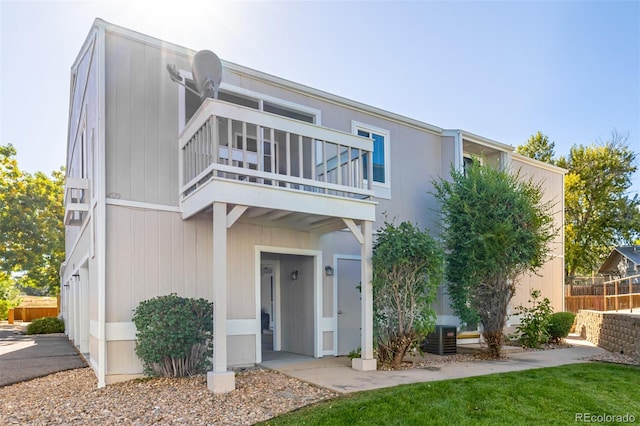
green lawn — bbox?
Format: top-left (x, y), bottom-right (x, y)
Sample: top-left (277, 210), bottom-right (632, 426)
top-left (260, 363), bottom-right (639, 426)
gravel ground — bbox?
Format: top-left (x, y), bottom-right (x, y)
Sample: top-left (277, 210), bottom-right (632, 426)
top-left (2, 346), bottom-right (637, 425)
top-left (0, 367), bottom-right (337, 425)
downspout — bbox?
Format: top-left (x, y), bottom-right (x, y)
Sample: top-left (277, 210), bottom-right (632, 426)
top-left (453, 130), bottom-right (463, 172)
top-left (96, 23), bottom-right (107, 388)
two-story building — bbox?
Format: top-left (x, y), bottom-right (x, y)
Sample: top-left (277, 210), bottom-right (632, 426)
top-left (61, 18), bottom-right (565, 392)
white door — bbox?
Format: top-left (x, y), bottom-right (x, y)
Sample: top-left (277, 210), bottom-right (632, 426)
top-left (337, 258), bottom-right (361, 356)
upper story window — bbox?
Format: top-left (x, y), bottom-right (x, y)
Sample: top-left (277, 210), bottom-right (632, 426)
top-left (179, 71), bottom-right (319, 132)
top-left (352, 121), bottom-right (390, 199)
top-left (463, 155), bottom-right (474, 176)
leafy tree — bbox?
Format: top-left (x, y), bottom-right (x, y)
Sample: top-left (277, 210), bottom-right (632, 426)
top-left (433, 162), bottom-right (556, 358)
top-left (516, 131), bottom-right (556, 164)
top-left (0, 271), bottom-right (22, 320)
top-left (0, 144), bottom-right (64, 296)
top-left (372, 221), bottom-right (443, 368)
top-left (556, 133), bottom-right (640, 276)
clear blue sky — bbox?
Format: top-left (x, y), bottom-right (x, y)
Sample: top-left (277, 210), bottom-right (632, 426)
top-left (1, 0), bottom-right (639, 196)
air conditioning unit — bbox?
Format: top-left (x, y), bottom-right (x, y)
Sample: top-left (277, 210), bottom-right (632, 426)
top-left (422, 325), bottom-right (457, 355)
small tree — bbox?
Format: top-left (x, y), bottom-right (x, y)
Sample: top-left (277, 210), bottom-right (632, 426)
top-left (434, 162), bottom-right (556, 358)
top-left (372, 221), bottom-right (443, 367)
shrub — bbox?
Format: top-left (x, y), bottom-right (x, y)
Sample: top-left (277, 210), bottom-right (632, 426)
top-left (26, 317), bottom-right (65, 334)
top-left (547, 311), bottom-right (575, 342)
top-left (372, 221), bottom-right (443, 368)
top-left (347, 347), bottom-right (361, 360)
top-left (132, 294), bottom-right (213, 377)
top-left (513, 289), bottom-right (553, 348)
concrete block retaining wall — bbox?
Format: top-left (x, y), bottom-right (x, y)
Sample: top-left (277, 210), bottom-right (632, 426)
top-left (574, 310), bottom-right (640, 362)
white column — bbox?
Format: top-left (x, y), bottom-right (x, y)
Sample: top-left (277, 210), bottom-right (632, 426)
top-left (67, 279), bottom-right (75, 341)
top-left (352, 220), bottom-right (377, 371)
top-left (62, 281), bottom-right (69, 335)
top-left (73, 276), bottom-right (81, 345)
top-left (207, 202), bottom-right (235, 393)
top-left (79, 267), bottom-right (90, 354)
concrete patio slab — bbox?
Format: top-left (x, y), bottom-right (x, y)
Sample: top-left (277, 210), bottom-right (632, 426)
top-left (260, 335), bottom-right (609, 393)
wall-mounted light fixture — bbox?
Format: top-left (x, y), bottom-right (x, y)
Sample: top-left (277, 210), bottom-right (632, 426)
top-left (325, 265), bottom-right (334, 276)
top-left (290, 270), bottom-right (299, 281)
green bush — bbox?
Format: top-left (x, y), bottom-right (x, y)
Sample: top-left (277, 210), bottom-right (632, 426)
top-left (26, 317), bottom-right (65, 334)
top-left (547, 311), bottom-right (575, 342)
top-left (0, 299), bottom-right (11, 320)
top-left (513, 289), bottom-right (553, 348)
top-left (132, 293), bottom-right (213, 377)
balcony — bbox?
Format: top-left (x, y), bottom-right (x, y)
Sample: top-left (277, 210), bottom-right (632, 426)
top-left (179, 99), bottom-right (376, 227)
top-left (64, 177), bottom-right (89, 226)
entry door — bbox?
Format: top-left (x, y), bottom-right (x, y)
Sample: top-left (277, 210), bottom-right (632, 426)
top-left (260, 260), bottom-right (280, 352)
top-left (337, 258), bottom-right (361, 356)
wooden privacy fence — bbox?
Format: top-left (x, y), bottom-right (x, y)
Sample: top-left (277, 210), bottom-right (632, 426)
top-left (565, 274), bottom-right (640, 313)
top-left (8, 307), bottom-right (59, 324)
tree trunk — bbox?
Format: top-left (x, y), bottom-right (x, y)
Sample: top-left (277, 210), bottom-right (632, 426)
top-left (473, 275), bottom-right (513, 359)
top-left (391, 338), bottom-right (411, 368)
top-left (483, 330), bottom-right (504, 359)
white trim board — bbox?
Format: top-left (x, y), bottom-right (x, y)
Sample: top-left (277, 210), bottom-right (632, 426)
top-left (106, 198), bottom-right (181, 213)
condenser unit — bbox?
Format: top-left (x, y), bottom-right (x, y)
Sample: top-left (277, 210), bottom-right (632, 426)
top-left (422, 325), bottom-right (457, 355)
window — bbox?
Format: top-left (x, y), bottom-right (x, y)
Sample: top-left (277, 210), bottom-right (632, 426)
top-left (463, 156), bottom-right (474, 176)
top-left (357, 129), bottom-right (386, 184)
top-left (352, 122), bottom-right (390, 198)
top-left (463, 155), bottom-right (483, 176)
top-left (178, 71), bottom-right (320, 132)
top-left (232, 133), bottom-right (278, 173)
top-left (184, 80), bottom-right (260, 125)
top-left (263, 102), bottom-right (314, 123)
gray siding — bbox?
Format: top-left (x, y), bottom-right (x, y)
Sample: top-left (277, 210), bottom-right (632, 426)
top-left (105, 206), bottom-right (213, 322)
top-left (105, 32), bottom-right (185, 206)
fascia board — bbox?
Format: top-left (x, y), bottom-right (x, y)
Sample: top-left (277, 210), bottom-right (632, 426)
top-left (458, 129), bottom-right (516, 153)
top-left (512, 152), bottom-right (568, 175)
top-left (91, 18), bottom-right (444, 137)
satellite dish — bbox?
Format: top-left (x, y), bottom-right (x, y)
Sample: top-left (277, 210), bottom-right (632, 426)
top-left (192, 50), bottom-right (223, 100)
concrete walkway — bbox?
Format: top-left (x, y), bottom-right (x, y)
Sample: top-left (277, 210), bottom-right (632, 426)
top-left (0, 323), bottom-right (610, 394)
top-left (260, 336), bottom-right (608, 393)
top-left (0, 323), bottom-right (86, 387)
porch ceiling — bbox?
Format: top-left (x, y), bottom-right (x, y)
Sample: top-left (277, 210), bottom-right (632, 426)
top-left (201, 204), bottom-right (354, 235)
top-left (181, 176), bottom-right (377, 230)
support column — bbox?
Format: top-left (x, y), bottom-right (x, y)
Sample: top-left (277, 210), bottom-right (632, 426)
top-left (79, 268), bottom-right (90, 354)
top-left (207, 202), bottom-right (235, 393)
top-left (352, 220), bottom-right (377, 371)
top-left (68, 276), bottom-right (76, 343)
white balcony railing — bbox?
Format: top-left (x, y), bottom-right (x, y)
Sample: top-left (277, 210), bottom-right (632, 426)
top-left (179, 99), bottom-right (374, 201)
top-left (64, 177), bottom-right (89, 226)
